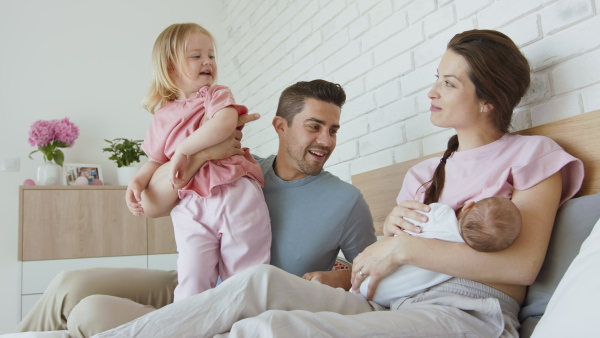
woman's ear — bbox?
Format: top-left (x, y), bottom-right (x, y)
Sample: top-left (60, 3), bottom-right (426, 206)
top-left (480, 102), bottom-right (494, 114)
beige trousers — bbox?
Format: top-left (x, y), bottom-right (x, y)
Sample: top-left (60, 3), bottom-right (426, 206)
top-left (16, 267), bottom-right (177, 338)
top-left (94, 265), bottom-right (520, 338)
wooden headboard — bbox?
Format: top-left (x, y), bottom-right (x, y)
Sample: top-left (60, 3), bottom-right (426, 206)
top-left (352, 110), bottom-right (600, 236)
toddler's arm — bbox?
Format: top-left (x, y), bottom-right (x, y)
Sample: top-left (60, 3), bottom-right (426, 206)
top-left (170, 107), bottom-right (238, 185)
top-left (126, 161), bottom-right (162, 216)
top-left (139, 113), bottom-right (259, 218)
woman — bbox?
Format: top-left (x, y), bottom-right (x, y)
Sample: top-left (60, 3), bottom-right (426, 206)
top-left (95, 30), bottom-right (583, 337)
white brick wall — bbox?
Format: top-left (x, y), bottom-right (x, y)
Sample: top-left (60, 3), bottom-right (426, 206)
top-left (219, 0), bottom-right (600, 182)
top-left (540, 0), bottom-right (594, 35)
top-left (582, 83), bottom-right (600, 112)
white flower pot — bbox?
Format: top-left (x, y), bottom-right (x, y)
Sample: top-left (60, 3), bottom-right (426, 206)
top-left (37, 162), bottom-right (62, 185)
top-left (117, 165), bottom-right (140, 186)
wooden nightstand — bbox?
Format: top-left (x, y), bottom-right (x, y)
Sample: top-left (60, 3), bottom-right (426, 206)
top-left (18, 185), bottom-right (177, 319)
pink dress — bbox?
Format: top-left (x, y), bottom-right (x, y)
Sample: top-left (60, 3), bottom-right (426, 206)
top-left (142, 85), bottom-right (271, 302)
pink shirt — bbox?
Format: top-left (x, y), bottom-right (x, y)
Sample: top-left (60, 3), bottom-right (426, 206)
top-left (142, 85), bottom-right (264, 198)
top-left (397, 134), bottom-right (584, 210)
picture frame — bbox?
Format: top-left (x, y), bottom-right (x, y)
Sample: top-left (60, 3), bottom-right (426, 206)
top-left (63, 163), bottom-right (103, 185)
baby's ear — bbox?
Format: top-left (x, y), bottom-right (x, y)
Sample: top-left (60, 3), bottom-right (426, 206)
top-left (461, 201), bottom-right (476, 213)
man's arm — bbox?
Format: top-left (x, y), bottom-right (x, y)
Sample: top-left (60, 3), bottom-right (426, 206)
top-left (302, 194), bottom-right (377, 290)
top-left (339, 194), bottom-right (377, 262)
top-left (139, 113), bottom-right (260, 218)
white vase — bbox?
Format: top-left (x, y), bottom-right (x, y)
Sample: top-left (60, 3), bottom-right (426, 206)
top-left (37, 162), bottom-right (62, 185)
top-left (117, 165), bottom-right (140, 186)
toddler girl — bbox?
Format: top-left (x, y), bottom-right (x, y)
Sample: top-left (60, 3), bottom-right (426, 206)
top-left (127, 23), bottom-right (271, 301)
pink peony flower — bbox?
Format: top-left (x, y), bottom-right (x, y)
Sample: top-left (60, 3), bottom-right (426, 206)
top-left (28, 120), bottom-right (55, 147)
top-left (53, 117), bottom-right (80, 147)
top-left (28, 117), bottom-right (80, 166)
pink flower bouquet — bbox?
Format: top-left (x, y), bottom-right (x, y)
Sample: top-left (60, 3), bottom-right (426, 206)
top-left (28, 117), bottom-right (79, 166)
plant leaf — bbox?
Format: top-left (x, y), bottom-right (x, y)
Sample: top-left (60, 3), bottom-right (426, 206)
top-left (54, 149), bottom-right (65, 166)
top-left (28, 149), bottom-right (39, 160)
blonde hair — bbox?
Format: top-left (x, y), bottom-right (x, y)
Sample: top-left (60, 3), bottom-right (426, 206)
top-left (460, 196), bottom-right (522, 252)
top-left (143, 23), bottom-right (217, 114)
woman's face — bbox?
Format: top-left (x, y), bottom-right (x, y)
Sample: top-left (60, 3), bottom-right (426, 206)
top-left (428, 50), bottom-right (489, 133)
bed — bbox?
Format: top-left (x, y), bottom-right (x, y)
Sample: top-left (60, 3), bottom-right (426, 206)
top-left (4, 110), bottom-right (600, 337)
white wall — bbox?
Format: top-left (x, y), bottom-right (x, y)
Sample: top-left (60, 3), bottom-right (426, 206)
top-left (219, 0), bottom-right (600, 182)
top-left (0, 0), bottom-right (227, 333)
top-left (2, 0), bottom-right (600, 334)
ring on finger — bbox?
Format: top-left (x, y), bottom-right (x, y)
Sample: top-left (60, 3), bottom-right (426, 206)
top-left (358, 269), bottom-right (368, 278)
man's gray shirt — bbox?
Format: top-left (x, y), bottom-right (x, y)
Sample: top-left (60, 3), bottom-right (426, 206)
top-left (255, 155), bottom-right (376, 276)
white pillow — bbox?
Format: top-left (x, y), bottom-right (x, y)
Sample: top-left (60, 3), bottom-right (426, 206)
top-left (531, 216), bottom-right (600, 337)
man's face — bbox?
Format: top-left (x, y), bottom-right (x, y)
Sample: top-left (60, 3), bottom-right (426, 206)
top-left (274, 98), bottom-right (341, 181)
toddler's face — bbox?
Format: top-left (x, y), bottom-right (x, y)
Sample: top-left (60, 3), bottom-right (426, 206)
top-left (174, 32), bottom-right (216, 99)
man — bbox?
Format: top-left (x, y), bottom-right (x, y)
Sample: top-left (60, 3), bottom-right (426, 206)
top-left (16, 80), bottom-right (376, 337)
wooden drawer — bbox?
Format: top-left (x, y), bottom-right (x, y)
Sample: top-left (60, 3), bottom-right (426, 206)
top-left (20, 186), bottom-right (148, 261)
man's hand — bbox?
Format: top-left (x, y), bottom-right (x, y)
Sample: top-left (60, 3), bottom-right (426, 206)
top-left (302, 270), bottom-right (352, 290)
top-left (197, 113), bottom-right (261, 162)
top-left (238, 113), bottom-right (260, 127)
top-left (139, 113), bottom-right (261, 218)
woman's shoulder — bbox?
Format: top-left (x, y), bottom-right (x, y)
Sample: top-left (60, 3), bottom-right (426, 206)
top-left (405, 156), bottom-right (440, 181)
top-left (476, 133), bottom-right (572, 168)
top-left (504, 133), bottom-right (562, 150)
top-left (411, 156), bottom-right (440, 170)
top-left (500, 134), bottom-right (571, 166)
top-left (506, 134), bottom-right (584, 200)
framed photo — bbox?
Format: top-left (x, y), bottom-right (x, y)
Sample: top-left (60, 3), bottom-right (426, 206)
top-left (63, 163), bottom-right (103, 185)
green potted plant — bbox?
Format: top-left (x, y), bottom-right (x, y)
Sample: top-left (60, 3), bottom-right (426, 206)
top-left (103, 138), bottom-right (147, 185)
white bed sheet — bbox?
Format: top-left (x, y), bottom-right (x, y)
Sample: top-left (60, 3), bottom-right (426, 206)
top-left (0, 331), bottom-right (70, 338)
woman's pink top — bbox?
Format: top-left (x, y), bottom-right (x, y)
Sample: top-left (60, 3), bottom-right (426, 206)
top-left (397, 134), bottom-right (584, 209)
top-left (142, 85), bottom-right (264, 198)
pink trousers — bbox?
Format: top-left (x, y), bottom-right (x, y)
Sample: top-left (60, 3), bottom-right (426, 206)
top-left (171, 177), bottom-right (271, 302)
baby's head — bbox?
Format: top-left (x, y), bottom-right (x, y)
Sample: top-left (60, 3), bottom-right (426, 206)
top-left (144, 23), bottom-right (217, 113)
top-left (458, 196), bottom-right (521, 252)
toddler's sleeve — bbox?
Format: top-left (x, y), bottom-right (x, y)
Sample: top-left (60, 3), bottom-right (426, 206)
top-left (141, 115), bottom-right (170, 164)
top-left (204, 85), bottom-right (249, 126)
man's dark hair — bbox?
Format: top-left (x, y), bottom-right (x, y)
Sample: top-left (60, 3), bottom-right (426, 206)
top-left (276, 79), bottom-right (346, 125)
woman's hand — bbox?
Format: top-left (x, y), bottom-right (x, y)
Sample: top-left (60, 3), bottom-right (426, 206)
top-left (351, 237), bottom-right (409, 300)
top-left (383, 200), bottom-right (431, 236)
